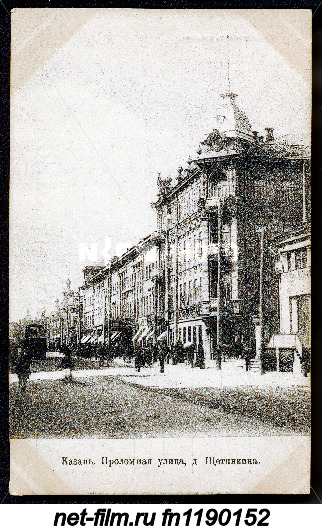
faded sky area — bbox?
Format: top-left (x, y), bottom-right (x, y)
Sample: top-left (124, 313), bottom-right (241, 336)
top-left (10, 9), bottom-right (311, 321)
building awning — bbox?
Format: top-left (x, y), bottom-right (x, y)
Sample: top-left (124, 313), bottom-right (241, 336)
top-left (81, 335), bottom-right (91, 344)
top-left (137, 328), bottom-right (149, 343)
top-left (111, 331), bottom-right (121, 342)
top-left (267, 333), bottom-right (303, 351)
top-left (157, 330), bottom-right (167, 341)
top-left (146, 328), bottom-right (154, 340)
top-left (89, 336), bottom-right (97, 344)
top-left (97, 334), bottom-right (104, 343)
top-left (133, 328), bottom-right (144, 343)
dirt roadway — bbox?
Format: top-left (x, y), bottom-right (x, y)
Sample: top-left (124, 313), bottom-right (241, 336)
top-left (9, 376), bottom-right (309, 439)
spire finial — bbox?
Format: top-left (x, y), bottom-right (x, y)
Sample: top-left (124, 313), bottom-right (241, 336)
top-left (227, 35), bottom-right (231, 93)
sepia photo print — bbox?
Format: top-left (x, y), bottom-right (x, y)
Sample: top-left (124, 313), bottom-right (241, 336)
top-left (9, 8), bottom-right (311, 495)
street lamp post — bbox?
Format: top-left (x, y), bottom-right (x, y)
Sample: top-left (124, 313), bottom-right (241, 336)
top-left (216, 200), bottom-right (222, 370)
top-left (108, 270), bottom-right (112, 351)
top-left (255, 227), bottom-right (265, 373)
top-left (302, 161), bottom-right (307, 224)
top-left (102, 289), bottom-right (106, 345)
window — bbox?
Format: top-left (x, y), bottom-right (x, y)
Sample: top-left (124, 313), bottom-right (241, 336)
top-left (193, 278), bottom-right (198, 302)
top-left (188, 326), bottom-right (191, 342)
top-left (209, 213), bottom-right (218, 243)
top-left (295, 248), bottom-right (307, 269)
top-left (197, 233), bottom-right (203, 258)
top-left (198, 325), bottom-right (203, 344)
top-left (183, 327), bottom-right (186, 343)
top-left (209, 260), bottom-right (218, 297)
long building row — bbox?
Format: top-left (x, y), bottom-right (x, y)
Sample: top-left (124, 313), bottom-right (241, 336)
top-left (46, 92), bottom-right (311, 373)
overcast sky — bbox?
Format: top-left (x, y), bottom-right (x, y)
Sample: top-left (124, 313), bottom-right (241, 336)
top-left (10, 9), bottom-right (311, 321)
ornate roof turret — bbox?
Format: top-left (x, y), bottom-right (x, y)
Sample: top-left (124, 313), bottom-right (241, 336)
top-left (196, 93), bottom-right (254, 158)
top-left (216, 92), bottom-right (253, 142)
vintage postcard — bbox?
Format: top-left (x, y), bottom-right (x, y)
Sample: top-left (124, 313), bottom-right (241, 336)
top-left (9, 8), bottom-right (311, 495)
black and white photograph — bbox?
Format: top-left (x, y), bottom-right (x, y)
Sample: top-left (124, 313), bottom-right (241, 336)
top-left (9, 8), bottom-right (311, 495)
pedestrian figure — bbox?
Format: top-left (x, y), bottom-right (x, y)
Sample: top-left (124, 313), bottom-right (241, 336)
top-left (97, 343), bottom-right (106, 367)
top-left (234, 334), bottom-right (243, 359)
top-left (103, 344), bottom-right (112, 367)
top-left (175, 340), bottom-right (184, 364)
top-left (172, 344), bottom-right (178, 365)
top-left (243, 343), bottom-right (252, 371)
top-left (61, 346), bottom-right (74, 382)
top-left (165, 344), bottom-right (171, 364)
top-left (142, 345), bottom-right (147, 367)
top-left (158, 343), bottom-right (167, 373)
top-left (14, 348), bottom-right (32, 392)
top-left (187, 343), bottom-right (195, 367)
top-left (196, 342), bottom-right (205, 369)
top-left (135, 346), bottom-right (143, 372)
top-left (301, 350), bottom-right (310, 377)
top-left (146, 344), bottom-right (153, 367)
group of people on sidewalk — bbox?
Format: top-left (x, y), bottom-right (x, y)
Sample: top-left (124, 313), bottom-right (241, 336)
top-left (13, 338), bottom-right (205, 391)
top-left (134, 340), bottom-right (205, 373)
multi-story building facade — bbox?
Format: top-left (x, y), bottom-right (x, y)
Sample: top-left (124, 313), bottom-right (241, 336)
top-left (51, 91), bottom-right (309, 372)
top-left (79, 235), bottom-right (158, 349)
top-left (79, 266), bottom-right (105, 344)
top-left (153, 92), bottom-right (310, 366)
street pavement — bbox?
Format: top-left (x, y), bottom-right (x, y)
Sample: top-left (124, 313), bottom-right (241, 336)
top-left (9, 359), bottom-right (310, 389)
top-left (9, 361), bottom-right (310, 439)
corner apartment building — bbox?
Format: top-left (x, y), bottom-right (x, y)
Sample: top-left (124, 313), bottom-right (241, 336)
top-left (153, 92), bottom-right (310, 365)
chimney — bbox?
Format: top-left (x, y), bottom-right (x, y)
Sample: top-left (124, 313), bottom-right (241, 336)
top-left (83, 266), bottom-right (105, 282)
top-left (265, 127), bottom-right (274, 142)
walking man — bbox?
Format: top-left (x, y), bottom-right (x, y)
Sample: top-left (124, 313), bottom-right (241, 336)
top-left (61, 345), bottom-right (75, 382)
top-left (158, 343), bottom-right (166, 373)
top-left (15, 348), bottom-right (32, 392)
top-left (196, 342), bottom-right (205, 369)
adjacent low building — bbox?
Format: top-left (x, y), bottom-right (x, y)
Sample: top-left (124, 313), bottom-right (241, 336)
top-left (266, 224), bottom-right (311, 373)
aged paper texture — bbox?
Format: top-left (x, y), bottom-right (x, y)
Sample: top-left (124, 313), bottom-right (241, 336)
top-left (10, 8), bottom-right (311, 495)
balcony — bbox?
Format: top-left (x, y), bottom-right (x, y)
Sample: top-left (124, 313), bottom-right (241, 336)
top-left (205, 197), bottom-right (219, 212)
top-left (208, 243), bottom-right (219, 257)
top-left (121, 284), bottom-right (133, 294)
top-left (206, 184), bottom-right (236, 210)
top-left (208, 240), bottom-right (235, 258)
top-left (210, 297), bottom-right (218, 310)
top-left (201, 298), bottom-right (218, 316)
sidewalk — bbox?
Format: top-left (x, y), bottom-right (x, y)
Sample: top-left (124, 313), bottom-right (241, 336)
top-left (9, 361), bottom-right (310, 389)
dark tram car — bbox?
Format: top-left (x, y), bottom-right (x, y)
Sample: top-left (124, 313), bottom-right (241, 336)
top-left (22, 323), bottom-right (47, 359)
